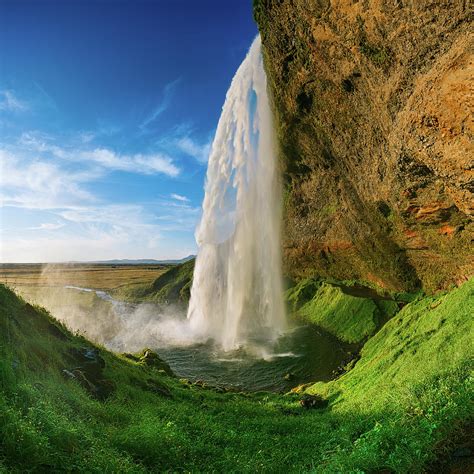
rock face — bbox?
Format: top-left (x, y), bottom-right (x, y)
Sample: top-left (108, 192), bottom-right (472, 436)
top-left (254, 0), bottom-right (473, 292)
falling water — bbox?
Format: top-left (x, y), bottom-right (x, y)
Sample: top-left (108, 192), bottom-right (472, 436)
top-left (187, 35), bottom-right (286, 352)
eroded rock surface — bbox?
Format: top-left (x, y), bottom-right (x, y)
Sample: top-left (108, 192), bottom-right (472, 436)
top-left (255, 0), bottom-right (473, 291)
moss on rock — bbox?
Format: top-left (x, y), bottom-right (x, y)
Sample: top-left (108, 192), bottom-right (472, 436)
top-left (297, 282), bottom-right (379, 343)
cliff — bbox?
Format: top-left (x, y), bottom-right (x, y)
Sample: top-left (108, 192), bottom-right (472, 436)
top-left (254, 0), bottom-right (473, 292)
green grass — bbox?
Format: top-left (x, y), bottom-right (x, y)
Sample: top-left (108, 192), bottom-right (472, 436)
top-left (0, 279), bottom-right (472, 472)
top-left (287, 279), bottom-right (404, 344)
top-left (112, 259), bottom-right (194, 305)
top-left (297, 283), bottom-right (379, 343)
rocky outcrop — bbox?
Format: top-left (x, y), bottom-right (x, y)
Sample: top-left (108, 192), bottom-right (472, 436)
top-left (63, 347), bottom-right (115, 400)
top-left (123, 348), bottom-right (175, 377)
top-left (254, 0), bottom-right (473, 292)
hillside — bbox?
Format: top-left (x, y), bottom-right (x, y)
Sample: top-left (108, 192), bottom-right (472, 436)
top-left (111, 259), bottom-right (195, 305)
top-left (1, 280), bottom-right (472, 472)
top-left (254, 0), bottom-right (473, 292)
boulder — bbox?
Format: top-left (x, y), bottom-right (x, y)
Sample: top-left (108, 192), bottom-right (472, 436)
top-left (299, 394), bottom-right (329, 410)
top-left (139, 348), bottom-right (174, 376)
top-left (64, 346), bottom-right (114, 401)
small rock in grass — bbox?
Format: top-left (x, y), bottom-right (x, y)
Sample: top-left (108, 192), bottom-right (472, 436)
top-left (299, 394), bottom-right (329, 409)
top-left (62, 369), bottom-right (76, 379)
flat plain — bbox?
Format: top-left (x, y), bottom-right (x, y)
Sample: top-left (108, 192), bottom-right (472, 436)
top-left (0, 263), bottom-right (168, 290)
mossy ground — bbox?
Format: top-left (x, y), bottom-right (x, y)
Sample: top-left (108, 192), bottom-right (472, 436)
top-left (286, 279), bottom-right (403, 344)
top-left (0, 278), bottom-right (472, 472)
top-left (297, 283), bottom-right (378, 343)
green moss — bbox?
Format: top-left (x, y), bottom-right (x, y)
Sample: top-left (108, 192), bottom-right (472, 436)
top-left (297, 282), bottom-right (379, 343)
top-left (284, 277), bottom-right (322, 312)
top-left (308, 278), bottom-right (474, 403)
top-left (375, 299), bottom-right (400, 319)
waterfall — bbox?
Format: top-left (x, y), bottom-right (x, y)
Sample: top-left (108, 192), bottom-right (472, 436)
top-left (187, 35), bottom-right (286, 352)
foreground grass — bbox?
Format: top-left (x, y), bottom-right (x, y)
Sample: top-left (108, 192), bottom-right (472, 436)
top-left (0, 279), bottom-right (472, 472)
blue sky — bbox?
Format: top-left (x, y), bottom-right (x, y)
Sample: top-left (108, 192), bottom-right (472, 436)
top-left (0, 0), bottom-right (257, 262)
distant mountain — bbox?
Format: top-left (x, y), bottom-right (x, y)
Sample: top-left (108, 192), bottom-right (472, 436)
top-left (89, 255), bottom-right (195, 265)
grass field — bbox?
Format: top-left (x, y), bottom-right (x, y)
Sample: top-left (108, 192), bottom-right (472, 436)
top-left (0, 263), bottom-right (168, 290)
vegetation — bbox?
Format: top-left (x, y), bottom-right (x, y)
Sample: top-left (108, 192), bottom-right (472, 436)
top-left (297, 283), bottom-right (379, 343)
top-left (112, 259), bottom-right (194, 305)
top-left (286, 279), bottom-right (402, 344)
top-left (1, 278), bottom-right (472, 472)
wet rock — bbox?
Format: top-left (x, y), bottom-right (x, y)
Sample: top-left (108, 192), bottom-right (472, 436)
top-left (71, 369), bottom-right (97, 393)
top-left (70, 347), bottom-right (105, 377)
top-left (72, 368), bottom-right (115, 401)
top-left (299, 394), bottom-right (329, 409)
top-left (139, 349), bottom-right (174, 376)
top-left (332, 351), bottom-right (361, 378)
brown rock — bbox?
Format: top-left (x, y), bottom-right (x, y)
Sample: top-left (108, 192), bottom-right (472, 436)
top-left (255, 0), bottom-right (473, 292)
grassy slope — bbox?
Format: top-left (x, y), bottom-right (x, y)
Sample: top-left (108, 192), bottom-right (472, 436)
top-left (286, 279), bottom-right (401, 343)
top-left (0, 280), bottom-right (472, 473)
top-left (111, 259), bottom-right (194, 305)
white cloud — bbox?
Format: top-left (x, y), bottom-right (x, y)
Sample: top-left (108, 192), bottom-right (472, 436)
top-left (80, 148), bottom-right (180, 177)
top-left (0, 119), bottom-right (198, 262)
top-left (0, 149), bottom-right (98, 209)
top-left (176, 136), bottom-right (212, 163)
top-left (30, 223), bottom-right (65, 231)
top-left (154, 197), bottom-right (201, 232)
top-left (0, 90), bottom-right (27, 112)
top-left (80, 132), bottom-right (95, 143)
top-left (170, 193), bottom-right (189, 202)
top-left (17, 133), bottom-right (180, 177)
top-left (140, 78), bottom-right (181, 130)
top-left (0, 201), bottom-right (197, 262)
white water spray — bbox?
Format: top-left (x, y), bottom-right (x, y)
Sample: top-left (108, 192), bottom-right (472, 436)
top-left (187, 35), bottom-right (286, 352)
